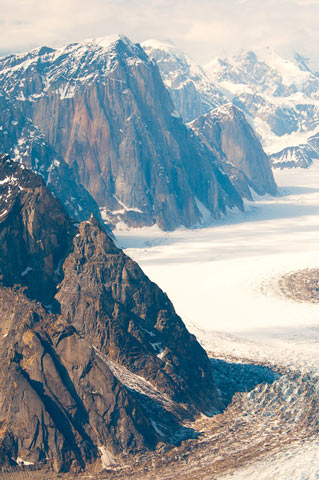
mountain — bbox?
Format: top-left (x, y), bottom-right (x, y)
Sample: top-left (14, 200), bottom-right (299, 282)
top-left (188, 104), bottom-right (277, 198)
top-left (0, 154), bottom-right (222, 473)
top-left (0, 88), bottom-right (104, 224)
top-left (270, 132), bottom-right (319, 169)
top-left (205, 47), bottom-right (319, 168)
top-left (0, 35), bottom-right (243, 230)
top-left (142, 39), bottom-right (227, 123)
top-left (139, 40), bottom-right (277, 196)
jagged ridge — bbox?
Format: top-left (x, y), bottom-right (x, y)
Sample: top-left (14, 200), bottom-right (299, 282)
top-left (0, 155), bottom-right (221, 473)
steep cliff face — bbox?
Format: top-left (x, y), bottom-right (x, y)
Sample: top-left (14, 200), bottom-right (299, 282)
top-left (0, 154), bottom-right (74, 304)
top-left (0, 155), bottom-right (221, 472)
top-left (189, 105), bottom-right (277, 197)
top-left (0, 90), bottom-right (103, 225)
top-left (56, 216), bottom-right (219, 413)
top-left (0, 35), bottom-right (243, 230)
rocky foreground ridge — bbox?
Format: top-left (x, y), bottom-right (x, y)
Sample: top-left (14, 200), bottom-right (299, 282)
top-left (0, 155), bottom-right (221, 473)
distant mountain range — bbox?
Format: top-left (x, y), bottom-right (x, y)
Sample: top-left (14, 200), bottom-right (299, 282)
top-left (145, 40), bottom-right (319, 169)
top-left (0, 35), bottom-right (277, 231)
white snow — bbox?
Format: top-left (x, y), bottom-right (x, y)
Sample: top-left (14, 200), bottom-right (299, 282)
top-left (15, 457), bottom-right (34, 466)
top-left (115, 165), bottom-right (319, 478)
top-left (221, 439), bottom-right (319, 480)
top-left (0, 175), bottom-right (17, 185)
top-left (150, 419), bottom-right (165, 437)
top-left (116, 164), bottom-right (319, 365)
top-left (98, 446), bottom-right (116, 468)
top-left (256, 46), bottom-right (311, 89)
top-left (113, 194), bottom-right (143, 213)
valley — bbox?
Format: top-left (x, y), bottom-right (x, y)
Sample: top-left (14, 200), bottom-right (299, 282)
top-left (113, 165), bottom-right (319, 479)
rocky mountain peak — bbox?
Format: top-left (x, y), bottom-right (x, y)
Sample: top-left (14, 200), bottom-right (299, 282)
top-left (0, 35), bottom-right (243, 230)
top-left (0, 158), bottom-right (222, 472)
top-left (0, 154), bottom-right (74, 305)
top-left (203, 47), bottom-right (319, 167)
top-left (143, 38), bottom-right (227, 123)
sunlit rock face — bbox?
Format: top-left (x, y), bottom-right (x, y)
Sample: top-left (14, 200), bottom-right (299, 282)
top-left (0, 89), bottom-right (103, 224)
top-left (0, 155), bottom-right (221, 472)
top-left (189, 104), bottom-right (277, 198)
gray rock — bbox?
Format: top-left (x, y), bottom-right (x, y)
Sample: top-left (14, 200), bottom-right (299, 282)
top-left (189, 105), bottom-right (277, 197)
top-left (0, 89), bottom-right (104, 225)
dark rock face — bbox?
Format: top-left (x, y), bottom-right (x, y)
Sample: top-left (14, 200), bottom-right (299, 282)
top-left (189, 105), bottom-right (277, 197)
top-left (0, 89), bottom-right (103, 224)
top-left (0, 154), bottom-right (74, 304)
top-left (56, 216), bottom-right (219, 413)
top-left (0, 155), bottom-right (221, 472)
top-left (0, 35), bottom-right (243, 230)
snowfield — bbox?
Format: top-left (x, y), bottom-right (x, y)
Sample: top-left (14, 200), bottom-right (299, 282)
top-left (116, 165), bottom-right (319, 479)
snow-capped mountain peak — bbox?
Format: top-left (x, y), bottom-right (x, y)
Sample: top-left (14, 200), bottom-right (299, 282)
top-left (142, 38), bottom-right (227, 122)
top-left (0, 33), bottom-right (148, 102)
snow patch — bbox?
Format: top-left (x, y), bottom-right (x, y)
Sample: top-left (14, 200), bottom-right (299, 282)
top-left (15, 457), bottom-right (34, 466)
top-left (21, 266), bottom-right (32, 277)
top-left (98, 446), bottom-right (116, 469)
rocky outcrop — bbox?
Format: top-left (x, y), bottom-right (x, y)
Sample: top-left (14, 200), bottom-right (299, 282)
top-left (0, 89), bottom-right (103, 224)
top-left (0, 35), bottom-right (243, 230)
top-left (0, 155), bottom-right (221, 472)
top-left (56, 215), bottom-right (219, 412)
top-left (270, 133), bottom-right (319, 169)
top-left (189, 105), bottom-right (277, 197)
top-left (0, 153), bottom-right (74, 304)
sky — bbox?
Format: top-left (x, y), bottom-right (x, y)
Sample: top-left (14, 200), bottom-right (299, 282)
top-left (1, 0), bottom-right (319, 64)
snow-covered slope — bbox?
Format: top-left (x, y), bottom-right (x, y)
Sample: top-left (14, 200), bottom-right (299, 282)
top-left (142, 39), bottom-right (227, 123)
top-left (0, 34), bottom-right (144, 100)
top-left (205, 47), bottom-right (319, 168)
top-left (116, 165), bottom-right (319, 479)
top-left (142, 41), bottom-right (319, 169)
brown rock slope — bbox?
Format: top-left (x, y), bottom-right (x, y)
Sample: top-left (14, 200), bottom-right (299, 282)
top-left (0, 155), bottom-right (221, 473)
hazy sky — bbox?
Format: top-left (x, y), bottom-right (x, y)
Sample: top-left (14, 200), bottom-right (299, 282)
top-left (1, 0), bottom-right (319, 64)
